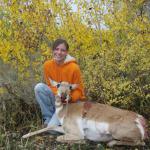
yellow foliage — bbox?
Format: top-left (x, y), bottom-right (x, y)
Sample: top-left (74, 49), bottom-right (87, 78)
top-left (0, 87), bottom-right (6, 94)
top-left (0, 0), bottom-right (149, 115)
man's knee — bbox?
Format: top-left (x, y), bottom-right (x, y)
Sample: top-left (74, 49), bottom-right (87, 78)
top-left (34, 83), bottom-right (47, 93)
top-left (34, 83), bottom-right (53, 94)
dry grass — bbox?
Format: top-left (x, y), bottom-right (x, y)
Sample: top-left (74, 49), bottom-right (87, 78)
top-left (0, 98), bottom-right (149, 150)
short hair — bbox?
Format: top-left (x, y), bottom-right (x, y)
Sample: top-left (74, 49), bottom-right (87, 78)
top-left (52, 39), bottom-right (69, 51)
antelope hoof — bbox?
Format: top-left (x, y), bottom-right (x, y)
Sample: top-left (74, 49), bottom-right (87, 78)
top-left (107, 140), bottom-right (117, 147)
top-left (56, 135), bottom-right (66, 143)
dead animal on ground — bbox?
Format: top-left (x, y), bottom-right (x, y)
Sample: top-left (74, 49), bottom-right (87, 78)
top-left (22, 79), bottom-right (149, 147)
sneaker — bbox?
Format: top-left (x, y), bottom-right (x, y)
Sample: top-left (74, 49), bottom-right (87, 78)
top-left (46, 130), bottom-right (64, 136)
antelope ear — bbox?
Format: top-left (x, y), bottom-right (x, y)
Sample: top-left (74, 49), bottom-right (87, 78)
top-left (49, 78), bottom-right (58, 87)
top-left (70, 84), bottom-right (78, 90)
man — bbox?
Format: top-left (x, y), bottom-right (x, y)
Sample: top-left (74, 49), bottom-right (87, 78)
top-left (34, 39), bottom-right (85, 128)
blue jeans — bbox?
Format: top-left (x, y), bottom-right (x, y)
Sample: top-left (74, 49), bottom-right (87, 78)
top-left (34, 83), bottom-right (61, 127)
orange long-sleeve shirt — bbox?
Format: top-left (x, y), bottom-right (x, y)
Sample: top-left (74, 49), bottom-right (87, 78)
top-left (43, 55), bottom-right (85, 102)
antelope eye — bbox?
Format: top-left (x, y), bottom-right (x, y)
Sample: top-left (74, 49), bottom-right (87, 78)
top-left (57, 83), bottom-right (60, 88)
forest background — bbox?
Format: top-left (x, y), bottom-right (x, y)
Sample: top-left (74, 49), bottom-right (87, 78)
top-left (0, 0), bottom-right (150, 149)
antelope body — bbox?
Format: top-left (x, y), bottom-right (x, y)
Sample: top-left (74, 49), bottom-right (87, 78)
top-left (22, 80), bottom-right (148, 147)
top-left (53, 81), bottom-right (148, 147)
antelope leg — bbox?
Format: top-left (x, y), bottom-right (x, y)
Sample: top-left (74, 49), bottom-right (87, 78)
top-left (22, 126), bottom-right (64, 139)
top-left (56, 134), bottom-right (85, 143)
top-left (107, 140), bottom-right (145, 147)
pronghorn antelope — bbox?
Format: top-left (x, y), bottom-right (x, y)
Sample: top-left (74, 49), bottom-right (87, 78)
top-left (50, 80), bottom-right (149, 147)
top-left (22, 80), bottom-right (149, 147)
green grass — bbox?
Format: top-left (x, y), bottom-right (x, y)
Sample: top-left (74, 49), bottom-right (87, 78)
top-left (0, 128), bottom-right (149, 150)
top-left (0, 97), bottom-right (149, 150)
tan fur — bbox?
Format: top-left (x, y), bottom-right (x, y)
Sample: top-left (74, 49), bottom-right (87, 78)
top-left (22, 80), bottom-right (148, 146)
top-left (53, 81), bottom-right (148, 147)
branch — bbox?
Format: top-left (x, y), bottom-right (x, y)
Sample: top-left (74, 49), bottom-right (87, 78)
top-left (0, 82), bottom-right (24, 100)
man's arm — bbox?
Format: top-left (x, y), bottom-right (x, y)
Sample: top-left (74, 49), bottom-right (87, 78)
top-left (70, 65), bottom-right (85, 102)
top-left (43, 61), bottom-right (57, 95)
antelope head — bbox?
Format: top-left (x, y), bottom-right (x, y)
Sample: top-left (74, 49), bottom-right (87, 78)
top-left (49, 78), bottom-right (78, 103)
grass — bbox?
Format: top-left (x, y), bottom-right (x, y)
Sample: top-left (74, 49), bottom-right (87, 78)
top-left (0, 97), bottom-right (149, 150)
top-left (0, 124), bottom-right (150, 150)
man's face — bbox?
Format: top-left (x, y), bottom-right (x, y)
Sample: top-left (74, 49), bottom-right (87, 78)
top-left (53, 43), bottom-right (68, 64)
